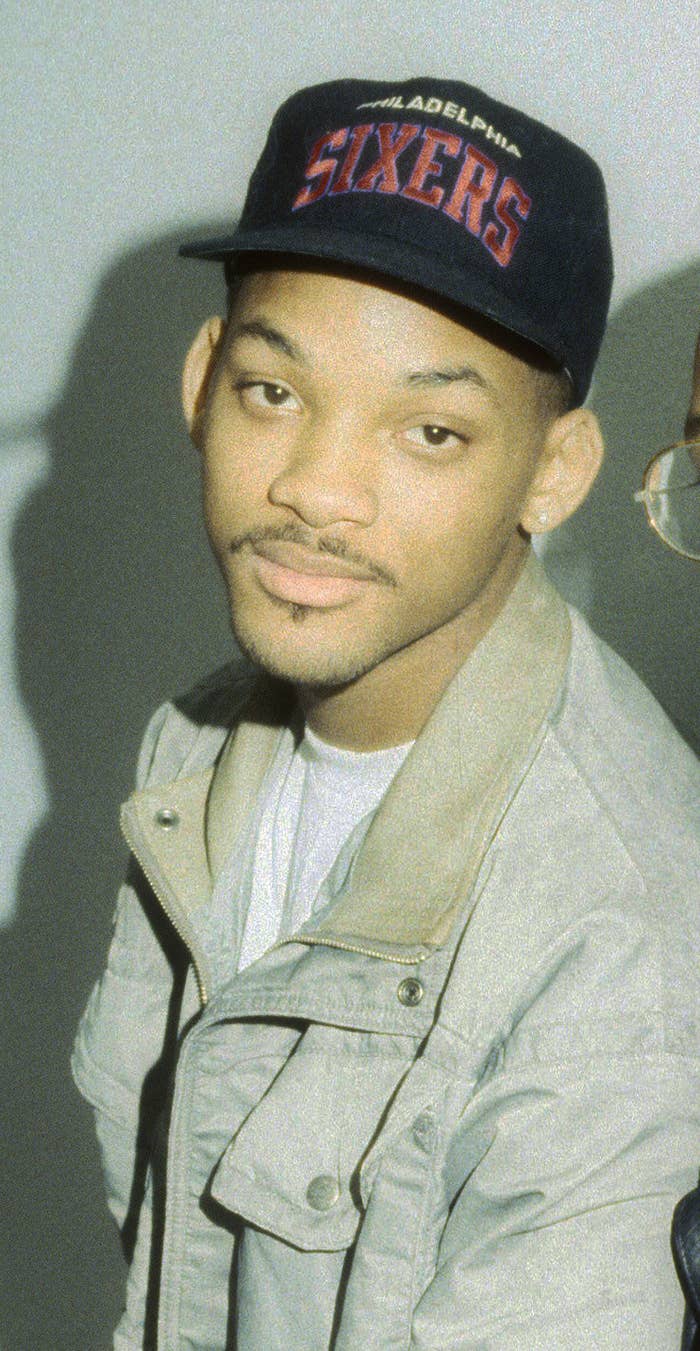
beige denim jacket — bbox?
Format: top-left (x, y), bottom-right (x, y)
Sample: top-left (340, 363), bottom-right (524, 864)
top-left (73, 554), bottom-right (700, 1349)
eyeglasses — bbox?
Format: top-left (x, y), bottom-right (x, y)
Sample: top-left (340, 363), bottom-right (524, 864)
top-left (634, 440), bottom-right (700, 561)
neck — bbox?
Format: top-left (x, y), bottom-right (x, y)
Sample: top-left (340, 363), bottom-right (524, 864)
top-left (298, 541), bottom-right (529, 751)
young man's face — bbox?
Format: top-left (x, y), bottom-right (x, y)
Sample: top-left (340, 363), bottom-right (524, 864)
top-left (187, 266), bottom-right (565, 699)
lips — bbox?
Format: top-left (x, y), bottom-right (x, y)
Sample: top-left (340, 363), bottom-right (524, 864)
top-left (249, 539), bottom-right (376, 608)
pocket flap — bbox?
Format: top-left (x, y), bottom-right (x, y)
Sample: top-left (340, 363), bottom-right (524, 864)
top-left (209, 1026), bottom-right (413, 1251)
top-left (210, 1054), bottom-right (361, 1251)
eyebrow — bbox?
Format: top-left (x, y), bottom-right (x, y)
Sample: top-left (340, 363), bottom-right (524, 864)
top-left (228, 319), bottom-right (307, 364)
top-left (405, 364), bottom-right (491, 392)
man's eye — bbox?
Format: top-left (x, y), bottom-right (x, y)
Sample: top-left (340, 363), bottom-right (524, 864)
top-left (238, 381), bottom-right (298, 411)
top-left (404, 424), bottom-right (463, 451)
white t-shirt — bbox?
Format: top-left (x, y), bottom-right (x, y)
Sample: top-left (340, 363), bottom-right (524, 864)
top-left (236, 725), bottom-right (413, 970)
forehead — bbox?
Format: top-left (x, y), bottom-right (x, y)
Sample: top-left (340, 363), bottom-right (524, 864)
top-left (227, 262), bottom-right (539, 393)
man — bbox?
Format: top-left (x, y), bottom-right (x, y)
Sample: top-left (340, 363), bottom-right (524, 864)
top-left (73, 78), bottom-right (700, 1348)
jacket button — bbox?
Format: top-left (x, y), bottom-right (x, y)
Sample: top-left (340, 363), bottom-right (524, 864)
top-left (397, 976), bottom-right (424, 1007)
top-left (155, 807), bottom-right (179, 830)
top-left (306, 1175), bottom-right (340, 1211)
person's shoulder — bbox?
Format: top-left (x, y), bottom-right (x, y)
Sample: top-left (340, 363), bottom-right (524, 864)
top-left (488, 606), bottom-right (700, 1039)
top-left (546, 606), bottom-right (699, 884)
top-left (558, 607), bottom-right (698, 793)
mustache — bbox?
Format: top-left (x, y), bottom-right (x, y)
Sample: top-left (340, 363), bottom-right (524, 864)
top-left (228, 524), bottom-right (398, 588)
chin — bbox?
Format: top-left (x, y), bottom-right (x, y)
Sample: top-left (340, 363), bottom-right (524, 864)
top-left (229, 604), bottom-right (393, 691)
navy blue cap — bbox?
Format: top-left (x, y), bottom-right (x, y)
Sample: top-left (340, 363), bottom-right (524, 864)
top-left (180, 77), bottom-right (613, 402)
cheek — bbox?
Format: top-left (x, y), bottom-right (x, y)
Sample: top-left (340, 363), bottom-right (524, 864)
top-left (432, 454), bottom-right (536, 538)
top-left (386, 465), bottom-right (505, 552)
top-left (200, 435), bottom-right (268, 537)
top-left (387, 465), bottom-right (529, 598)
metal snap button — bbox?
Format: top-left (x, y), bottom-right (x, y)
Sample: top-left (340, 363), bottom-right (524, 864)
top-left (306, 1174), bottom-right (340, 1212)
top-left (397, 976), bottom-right (424, 1007)
top-left (155, 807), bottom-right (179, 830)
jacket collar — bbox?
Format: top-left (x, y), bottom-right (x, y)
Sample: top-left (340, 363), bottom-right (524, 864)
top-left (121, 552), bottom-right (570, 972)
top-left (306, 551), bottom-right (571, 956)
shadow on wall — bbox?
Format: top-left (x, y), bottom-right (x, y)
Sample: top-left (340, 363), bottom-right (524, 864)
top-left (545, 256), bottom-right (700, 755)
top-left (1, 227), bottom-right (233, 1350)
top-left (1, 239), bottom-right (699, 1348)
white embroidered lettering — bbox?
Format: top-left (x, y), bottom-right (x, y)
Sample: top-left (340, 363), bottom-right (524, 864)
top-left (353, 95), bottom-right (522, 157)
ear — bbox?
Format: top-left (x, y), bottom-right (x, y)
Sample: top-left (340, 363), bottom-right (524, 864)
top-left (182, 316), bottom-right (226, 447)
top-left (521, 407), bottom-right (604, 535)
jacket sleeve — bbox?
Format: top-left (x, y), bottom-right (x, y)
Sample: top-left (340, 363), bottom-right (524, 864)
top-left (409, 1033), bottom-right (699, 1348)
top-left (71, 700), bottom-right (188, 1238)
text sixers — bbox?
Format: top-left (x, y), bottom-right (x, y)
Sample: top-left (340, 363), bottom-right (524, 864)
top-left (292, 123), bottom-right (532, 268)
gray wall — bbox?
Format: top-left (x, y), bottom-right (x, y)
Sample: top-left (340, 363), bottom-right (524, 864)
top-left (2, 3), bottom-right (699, 1346)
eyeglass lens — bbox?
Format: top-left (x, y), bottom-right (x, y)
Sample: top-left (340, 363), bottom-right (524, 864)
top-left (639, 442), bottom-right (700, 560)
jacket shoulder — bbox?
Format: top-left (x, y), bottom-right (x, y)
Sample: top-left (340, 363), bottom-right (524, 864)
top-left (548, 608), bottom-right (699, 884)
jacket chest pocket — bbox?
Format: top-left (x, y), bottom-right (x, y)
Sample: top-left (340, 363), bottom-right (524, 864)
top-left (209, 1022), bottom-right (419, 1251)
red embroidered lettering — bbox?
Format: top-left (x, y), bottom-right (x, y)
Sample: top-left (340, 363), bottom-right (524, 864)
top-left (483, 177), bottom-right (531, 266)
top-left (292, 129), bottom-right (349, 209)
top-left (329, 123), bottom-right (374, 195)
top-left (402, 128), bottom-right (462, 209)
top-left (354, 123), bottom-right (421, 194)
top-left (443, 145), bottom-right (497, 234)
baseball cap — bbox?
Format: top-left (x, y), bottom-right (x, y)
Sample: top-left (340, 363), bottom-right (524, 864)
top-left (180, 77), bottom-right (613, 403)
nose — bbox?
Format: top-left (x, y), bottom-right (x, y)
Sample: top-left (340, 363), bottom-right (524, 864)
top-left (267, 419), bottom-right (378, 529)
